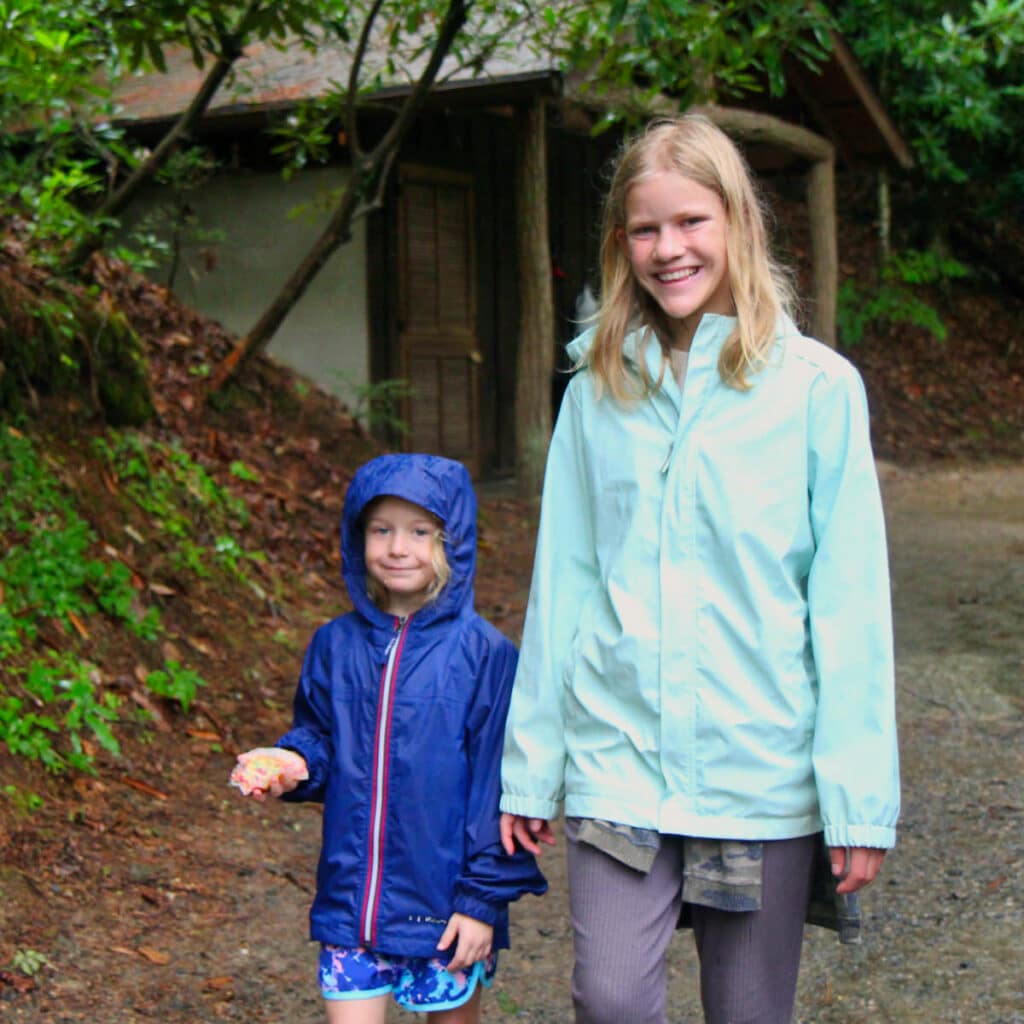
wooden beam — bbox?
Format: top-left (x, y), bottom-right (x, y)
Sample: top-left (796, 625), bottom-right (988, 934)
top-left (807, 156), bottom-right (838, 347)
top-left (563, 78), bottom-right (834, 162)
top-left (514, 95), bottom-right (556, 496)
top-left (827, 31), bottom-right (913, 170)
top-left (689, 103), bottom-right (833, 163)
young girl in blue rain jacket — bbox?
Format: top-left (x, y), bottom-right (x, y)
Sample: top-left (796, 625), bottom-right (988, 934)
top-left (500, 116), bottom-right (900, 1024)
top-left (234, 453), bottom-right (546, 1024)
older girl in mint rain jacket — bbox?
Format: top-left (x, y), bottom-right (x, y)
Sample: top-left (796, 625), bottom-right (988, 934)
top-left (500, 115), bottom-right (899, 1024)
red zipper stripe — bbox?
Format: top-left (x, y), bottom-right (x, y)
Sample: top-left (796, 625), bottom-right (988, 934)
top-left (359, 616), bottom-right (410, 946)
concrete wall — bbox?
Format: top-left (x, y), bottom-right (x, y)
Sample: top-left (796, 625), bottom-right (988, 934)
top-left (135, 165), bottom-right (369, 410)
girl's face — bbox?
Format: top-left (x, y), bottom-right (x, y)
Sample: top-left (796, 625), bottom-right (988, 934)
top-left (363, 496), bottom-right (440, 616)
top-left (619, 170), bottom-right (733, 350)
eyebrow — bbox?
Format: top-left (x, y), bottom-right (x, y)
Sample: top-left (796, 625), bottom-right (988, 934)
top-left (366, 517), bottom-right (437, 529)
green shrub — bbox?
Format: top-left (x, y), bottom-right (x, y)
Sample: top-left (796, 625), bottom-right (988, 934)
top-left (837, 248), bottom-right (969, 346)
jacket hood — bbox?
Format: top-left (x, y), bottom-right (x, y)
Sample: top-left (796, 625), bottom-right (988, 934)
top-left (341, 453), bottom-right (477, 624)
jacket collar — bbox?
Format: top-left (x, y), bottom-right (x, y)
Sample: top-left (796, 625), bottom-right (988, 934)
top-left (566, 312), bottom-right (800, 384)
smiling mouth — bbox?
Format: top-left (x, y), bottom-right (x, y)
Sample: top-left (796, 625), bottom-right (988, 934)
top-left (657, 267), bottom-right (699, 283)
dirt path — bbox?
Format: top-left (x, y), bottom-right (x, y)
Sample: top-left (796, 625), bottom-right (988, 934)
top-left (2, 462), bottom-right (1022, 1023)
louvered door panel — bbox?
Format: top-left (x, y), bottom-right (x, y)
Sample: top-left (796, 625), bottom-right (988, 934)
top-left (397, 166), bottom-right (480, 476)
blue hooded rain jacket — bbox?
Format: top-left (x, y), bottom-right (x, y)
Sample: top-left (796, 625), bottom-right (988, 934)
top-left (278, 453), bottom-right (546, 958)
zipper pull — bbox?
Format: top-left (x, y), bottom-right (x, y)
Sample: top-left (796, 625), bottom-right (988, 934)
top-left (383, 615), bottom-right (407, 658)
top-left (660, 442), bottom-right (674, 474)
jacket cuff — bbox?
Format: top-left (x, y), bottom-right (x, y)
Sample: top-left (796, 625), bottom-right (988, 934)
top-left (823, 823), bottom-right (897, 850)
top-left (499, 794), bottom-right (560, 820)
top-left (452, 891), bottom-right (500, 927)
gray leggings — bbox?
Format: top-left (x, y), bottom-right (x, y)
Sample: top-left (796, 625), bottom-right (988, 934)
top-left (567, 828), bottom-right (818, 1024)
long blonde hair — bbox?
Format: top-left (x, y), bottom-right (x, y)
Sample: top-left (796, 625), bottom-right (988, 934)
top-left (587, 114), bottom-right (795, 399)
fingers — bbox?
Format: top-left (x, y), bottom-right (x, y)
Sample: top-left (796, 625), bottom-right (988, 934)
top-left (533, 819), bottom-right (557, 847)
top-left (499, 814), bottom-right (516, 856)
top-left (435, 918), bottom-right (458, 953)
top-left (831, 846), bottom-right (887, 894)
top-left (504, 816), bottom-right (555, 855)
top-left (437, 915), bottom-right (493, 973)
top-left (443, 927), bottom-right (492, 973)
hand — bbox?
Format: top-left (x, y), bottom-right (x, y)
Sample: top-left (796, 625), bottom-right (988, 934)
top-left (829, 845), bottom-right (887, 894)
top-left (232, 748), bottom-right (308, 801)
top-left (500, 813), bottom-right (556, 856)
top-left (436, 913), bottom-right (493, 973)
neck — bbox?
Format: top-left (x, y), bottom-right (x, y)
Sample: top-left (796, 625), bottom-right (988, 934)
top-left (384, 596), bottom-right (428, 618)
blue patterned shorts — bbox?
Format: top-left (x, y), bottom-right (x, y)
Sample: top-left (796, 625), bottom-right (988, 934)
top-left (319, 944), bottom-right (497, 1012)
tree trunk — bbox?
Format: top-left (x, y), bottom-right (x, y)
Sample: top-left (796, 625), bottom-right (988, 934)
top-left (514, 97), bottom-right (555, 498)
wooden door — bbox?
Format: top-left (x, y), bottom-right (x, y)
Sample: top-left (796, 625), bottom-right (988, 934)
top-left (397, 165), bottom-right (480, 476)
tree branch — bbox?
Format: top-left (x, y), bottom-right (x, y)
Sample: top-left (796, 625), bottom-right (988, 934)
top-left (209, 0), bottom-right (475, 392)
top-left (63, 0), bottom-right (265, 272)
top-left (345, 0), bottom-right (389, 159)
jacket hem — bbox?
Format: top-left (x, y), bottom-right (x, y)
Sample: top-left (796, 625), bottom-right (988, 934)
top-left (566, 794), bottom-right (823, 841)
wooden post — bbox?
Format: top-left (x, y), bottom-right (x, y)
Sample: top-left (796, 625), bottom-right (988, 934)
top-left (807, 156), bottom-right (838, 347)
top-left (514, 96), bottom-right (555, 497)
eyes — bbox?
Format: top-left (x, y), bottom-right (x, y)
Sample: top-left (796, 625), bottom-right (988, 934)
top-left (367, 524), bottom-right (435, 539)
top-left (627, 216), bottom-right (706, 238)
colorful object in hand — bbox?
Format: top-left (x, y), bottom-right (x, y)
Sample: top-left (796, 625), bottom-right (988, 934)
top-left (229, 747), bottom-right (308, 795)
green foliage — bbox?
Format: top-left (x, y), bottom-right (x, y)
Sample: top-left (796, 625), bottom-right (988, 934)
top-left (1, 653), bottom-right (121, 773)
top-left (559, 0), bottom-right (835, 113)
top-left (10, 949), bottom-right (49, 977)
top-left (229, 459), bottom-right (261, 482)
top-left (0, 258), bottom-right (153, 423)
top-left (2, 785), bottom-right (44, 815)
top-left (838, 0), bottom-right (1024, 216)
top-left (0, 427), bottom-right (159, 656)
top-left (0, 426), bottom-right (223, 777)
top-left (837, 248), bottom-right (969, 346)
top-left (335, 373), bottom-right (413, 437)
top-left (143, 660), bottom-right (205, 714)
top-left (91, 429), bottom-right (265, 582)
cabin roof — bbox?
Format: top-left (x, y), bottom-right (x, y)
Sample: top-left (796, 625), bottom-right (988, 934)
top-left (110, 28), bottom-right (910, 170)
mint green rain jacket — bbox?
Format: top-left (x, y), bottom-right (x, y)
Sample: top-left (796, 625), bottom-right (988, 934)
top-left (500, 313), bottom-right (900, 850)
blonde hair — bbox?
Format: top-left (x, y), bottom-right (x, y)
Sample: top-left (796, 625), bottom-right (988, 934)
top-left (362, 500), bottom-right (451, 610)
top-left (587, 114), bottom-right (795, 399)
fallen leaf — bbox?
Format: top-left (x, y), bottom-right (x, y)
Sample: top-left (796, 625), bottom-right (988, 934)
top-left (119, 776), bottom-right (169, 801)
top-left (0, 970), bottom-right (37, 993)
top-left (67, 611), bottom-right (90, 640)
top-left (137, 947), bottom-right (170, 965)
top-left (187, 635), bottom-right (215, 656)
top-left (124, 524), bottom-right (145, 544)
top-left (128, 686), bottom-right (171, 731)
top-left (204, 976), bottom-right (234, 991)
top-left (186, 727), bottom-right (221, 741)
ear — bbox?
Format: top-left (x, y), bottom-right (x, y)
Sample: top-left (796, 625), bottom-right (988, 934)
top-left (616, 227), bottom-right (629, 256)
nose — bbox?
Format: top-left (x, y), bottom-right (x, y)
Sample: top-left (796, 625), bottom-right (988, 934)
top-left (388, 529), bottom-right (408, 555)
top-left (653, 226), bottom-right (684, 262)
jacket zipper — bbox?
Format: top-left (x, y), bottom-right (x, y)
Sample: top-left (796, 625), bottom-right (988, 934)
top-left (360, 614), bottom-right (411, 946)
